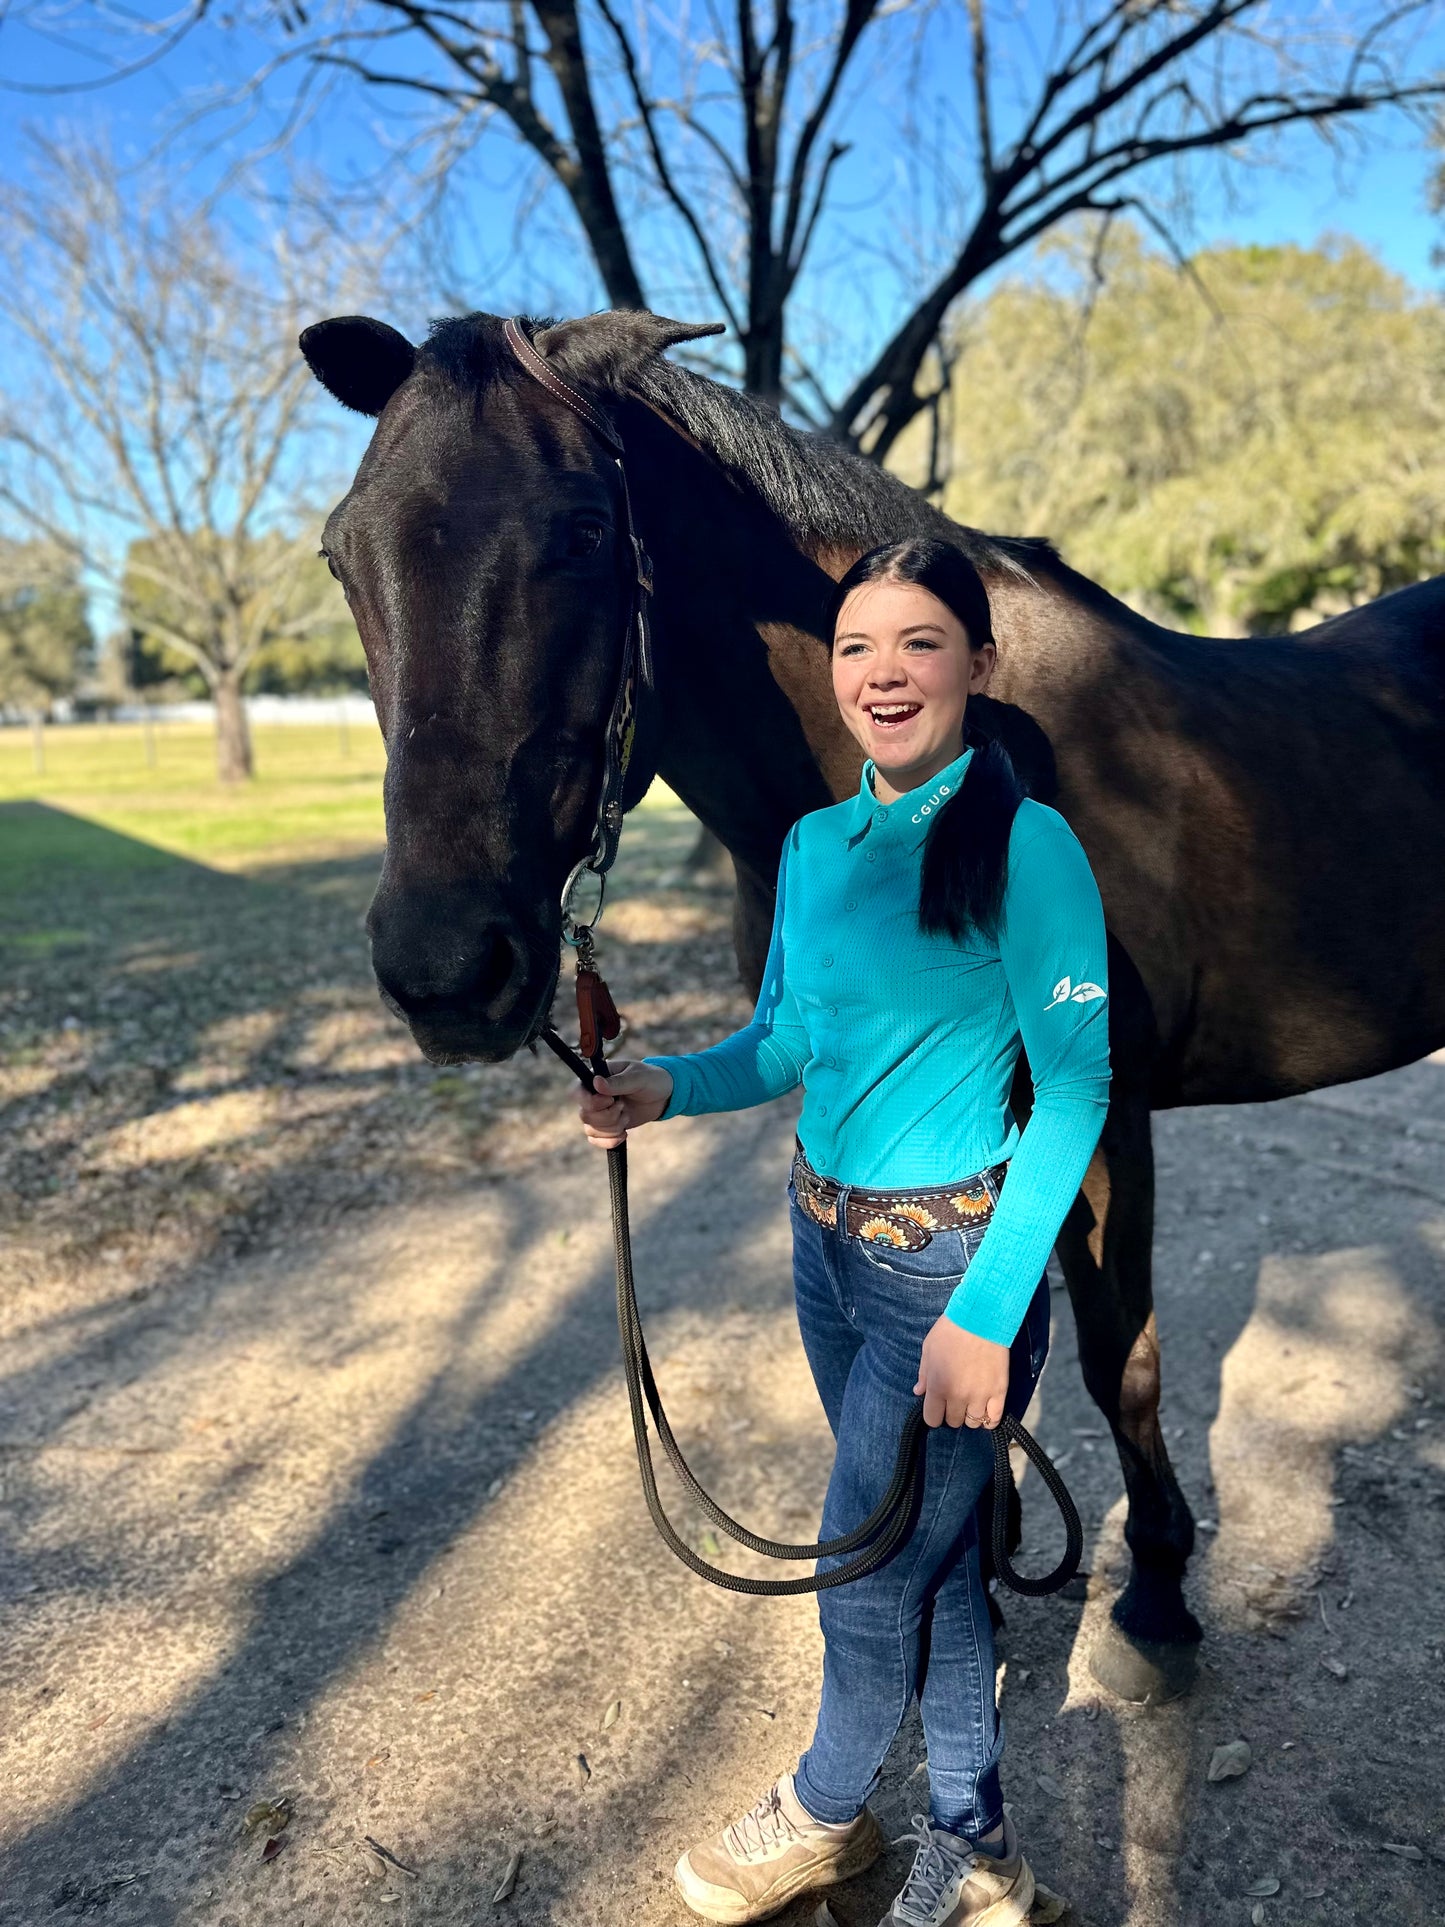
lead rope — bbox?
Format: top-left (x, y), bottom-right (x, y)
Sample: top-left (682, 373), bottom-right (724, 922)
top-left (539, 956), bottom-right (1083, 1599)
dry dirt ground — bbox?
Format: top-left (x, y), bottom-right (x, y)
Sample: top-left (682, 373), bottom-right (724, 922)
top-left (2, 801), bottom-right (1443, 1927)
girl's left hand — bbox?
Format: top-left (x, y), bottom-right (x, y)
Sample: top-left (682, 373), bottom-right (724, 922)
top-left (915, 1315), bottom-right (1010, 1428)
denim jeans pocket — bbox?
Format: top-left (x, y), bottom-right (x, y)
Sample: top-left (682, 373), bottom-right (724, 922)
top-left (851, 1225), bottom-right (972, 1285)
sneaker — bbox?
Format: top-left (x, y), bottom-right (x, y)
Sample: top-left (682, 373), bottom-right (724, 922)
top-left (878, 1812), bottom-right (1035, 1927)
top-left (674, 1771), bottom-right (885, 1923)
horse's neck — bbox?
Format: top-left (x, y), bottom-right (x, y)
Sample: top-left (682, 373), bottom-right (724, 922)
top-left (628, 403), bottom-right (1142, 851)
top-left (631, 413), bottom-right (844, 873)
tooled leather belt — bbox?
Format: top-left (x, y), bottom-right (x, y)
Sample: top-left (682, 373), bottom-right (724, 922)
top-left (791, 1142), bottom-right (1010, 1251)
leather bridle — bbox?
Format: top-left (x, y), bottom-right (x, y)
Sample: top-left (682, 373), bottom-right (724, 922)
top-left (503, 316), bottom-right (654, 945)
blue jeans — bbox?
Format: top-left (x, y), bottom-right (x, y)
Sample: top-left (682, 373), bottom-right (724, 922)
top-left (789, 1181), bottom-right (1051, 1840)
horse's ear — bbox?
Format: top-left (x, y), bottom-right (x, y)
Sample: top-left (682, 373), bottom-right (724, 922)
top-left (531, 310), bottom-right (725, 389)
top-left (300, 316), bottom-right (417, 416)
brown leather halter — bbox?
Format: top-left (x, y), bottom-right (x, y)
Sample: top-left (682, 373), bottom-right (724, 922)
top-left (503, 317), bottom-right (654, 944)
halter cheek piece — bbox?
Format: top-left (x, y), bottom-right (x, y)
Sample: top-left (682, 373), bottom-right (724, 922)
top-left (502, 317), bottom-right (653, 946)
top-left (503, 317), bottom-right (1082, 1598)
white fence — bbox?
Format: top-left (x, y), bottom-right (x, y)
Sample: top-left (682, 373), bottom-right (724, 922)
top-left (1, 694), bottom-right (379, 729)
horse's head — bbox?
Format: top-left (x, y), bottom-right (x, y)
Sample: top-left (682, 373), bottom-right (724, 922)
top-left (301, 308), bottom-right (720, 1063)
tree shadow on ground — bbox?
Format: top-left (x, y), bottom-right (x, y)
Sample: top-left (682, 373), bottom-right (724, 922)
top-left (3, 806), bottom-right (1443, 1925)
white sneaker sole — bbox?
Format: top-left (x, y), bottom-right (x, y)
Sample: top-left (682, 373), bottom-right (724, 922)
top-left (674, 1810), bottom-right (885, 1924)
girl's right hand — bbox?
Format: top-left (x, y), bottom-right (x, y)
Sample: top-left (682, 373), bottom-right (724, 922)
top-left (577, 1060), bottom-right (674, 1149)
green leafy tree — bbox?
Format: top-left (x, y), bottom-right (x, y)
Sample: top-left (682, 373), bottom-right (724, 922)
top-left (0, 539), bottom-right (94, 713)
top-left (926, 227), bottom-right (1445, 632)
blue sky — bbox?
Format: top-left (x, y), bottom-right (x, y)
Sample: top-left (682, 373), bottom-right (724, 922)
top-left (2, 1), bottom-right (1442, 395)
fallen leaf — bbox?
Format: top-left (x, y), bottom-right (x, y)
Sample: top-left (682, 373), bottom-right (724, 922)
top-left (1382, 1843), bottom-right (1423, 1861)
top-left (699, 1530), bottom-right (722, 1558)
top-left (358, 1848), bottom-right (388, 1880)
top-left (261, 1836), bottom-right (284, 1863)
top-left (601, 1699), bottom-right (621, 1731)
top-left (1320, 1655), bottom-right (1349, 1679)
top-left (415, 1690), bottom-right (436, 1703)
top-left (365, 1753), bottom-right (389, 1771)
top-left (88, 1713), bottom-right (111, 1731)
top-left (1030, 1883), bottom-right (1067, 1925)
top-left (243, 1798), bottom-right (292, 1837)
top-left (493, 1847), bottom-right (522, 1901)
top-left (1096, 1834), bottom-right (1116, 1851)
top-left (1250, 1906), bottom-right (1265, 1926)
top-left (572, 1752), bottom-right (591, 1789)
top-left (533, 1818), bottom-right (557, 1840)
top-left (1244, 1878), bottom-right (1281, 1896)
top-left (1207, 1740), bottom-right (1252, 1783)
top-left (1035, 1772), bottom-right (1067, 1801)
top-left (1301, 1888), bottom-right (1326, 1901)
top-left (363, 1836), bottom-right (419, 1879)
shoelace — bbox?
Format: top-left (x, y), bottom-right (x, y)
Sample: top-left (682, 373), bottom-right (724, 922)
top-left (893, 1814), bottom-right (978, 1924)
top-left (725, 1784), bottom-right (799, 1862)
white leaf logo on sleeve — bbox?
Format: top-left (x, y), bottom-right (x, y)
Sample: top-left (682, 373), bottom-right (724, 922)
top-left (1045, 975), bottom-right (1107, 1010)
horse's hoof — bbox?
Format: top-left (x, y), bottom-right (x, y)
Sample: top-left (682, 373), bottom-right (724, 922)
top-left (1089, 1618), bottom-right (1199, 1704)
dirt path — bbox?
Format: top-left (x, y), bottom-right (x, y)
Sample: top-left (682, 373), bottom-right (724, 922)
top-left (2, 819), bottom-right (1442, 1925)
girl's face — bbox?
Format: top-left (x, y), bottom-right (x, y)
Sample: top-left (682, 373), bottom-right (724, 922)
top-left (831, 578), bottom-right (995, 801)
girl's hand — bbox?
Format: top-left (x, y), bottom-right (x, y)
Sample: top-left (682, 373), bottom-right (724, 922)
top-left (577, 1059), bottom-right (674, 1149)
top-left (915, 1315), bottom-right (1010, 1428)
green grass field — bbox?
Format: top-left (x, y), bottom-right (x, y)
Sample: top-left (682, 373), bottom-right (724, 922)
top-left (0, 718), bottom-right (696, 880)
top-left (0, 718), bottom-right (390, 871)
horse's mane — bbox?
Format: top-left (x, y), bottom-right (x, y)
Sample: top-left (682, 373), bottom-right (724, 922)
top-left (417, 312), bottom-right (1059, 584)
top-left (627, 357), bottom-right (1055, 582)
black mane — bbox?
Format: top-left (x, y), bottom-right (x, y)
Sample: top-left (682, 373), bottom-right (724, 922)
top-left (416, 311), bottom-right (1057, 583)
top-left (629, 354), bottom-right (1054, 583)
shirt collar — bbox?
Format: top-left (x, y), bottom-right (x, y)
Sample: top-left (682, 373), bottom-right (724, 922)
top-left (843, 744), bottom-right (975, 851)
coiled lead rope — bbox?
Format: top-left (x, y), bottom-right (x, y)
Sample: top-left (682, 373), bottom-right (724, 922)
top-left (541, 1021), bottom-right (1083, 1598)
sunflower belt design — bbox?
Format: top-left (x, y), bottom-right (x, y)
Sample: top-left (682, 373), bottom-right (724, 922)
top-left (791, 1144), bottom-right (1010, 1251)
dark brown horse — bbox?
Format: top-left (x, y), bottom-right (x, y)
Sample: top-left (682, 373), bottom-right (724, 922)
top-left (301, 306), bottom-right (1445, 1703)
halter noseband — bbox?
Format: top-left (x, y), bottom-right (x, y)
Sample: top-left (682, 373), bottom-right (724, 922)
top-left (503, 316), bottom-right (655, 943)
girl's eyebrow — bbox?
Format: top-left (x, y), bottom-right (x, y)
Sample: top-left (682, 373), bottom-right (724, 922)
top-left (835, 621), bottom-right (947, 643)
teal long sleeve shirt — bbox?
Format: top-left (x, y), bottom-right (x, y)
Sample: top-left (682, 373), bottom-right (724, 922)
top-left (644, 746), bottom-right (1112, 1346)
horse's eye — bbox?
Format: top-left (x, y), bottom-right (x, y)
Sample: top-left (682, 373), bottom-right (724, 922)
top-left (319, 548), bottom-right (342, 581)
top-left (569, 518), bottom-right (605, 558)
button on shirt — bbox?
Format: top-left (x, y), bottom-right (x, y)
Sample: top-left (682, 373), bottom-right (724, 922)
top-left (644, 748), bottom-right (1111, 1345)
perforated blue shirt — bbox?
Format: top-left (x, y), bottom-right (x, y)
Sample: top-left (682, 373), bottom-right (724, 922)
top-left (644, 746), bottom-right (1112, 1345)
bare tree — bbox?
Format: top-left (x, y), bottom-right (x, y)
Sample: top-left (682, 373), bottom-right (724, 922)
top-left (6, 3), bottom-right (1440, 439)
top-left (0, 140), bottom-right (365, 781)
top-left (240, 0), bottom-right (1442, 451)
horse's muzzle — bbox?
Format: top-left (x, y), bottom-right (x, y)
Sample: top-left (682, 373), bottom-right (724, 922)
top-left (367, 883), bottom-right (546, 1061)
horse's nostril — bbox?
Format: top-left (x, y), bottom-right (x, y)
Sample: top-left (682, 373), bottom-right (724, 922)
top-left (476, 931), bottom-right (520, 1006)
top-left (367, 890), bottom-right (532, 1030)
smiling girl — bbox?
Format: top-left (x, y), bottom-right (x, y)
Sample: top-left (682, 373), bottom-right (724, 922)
top-left (577, 537), bottom-right (1111, 1927)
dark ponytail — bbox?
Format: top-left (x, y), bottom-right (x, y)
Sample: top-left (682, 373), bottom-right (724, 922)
top-left (829, 537), bottom-right (1026, 945)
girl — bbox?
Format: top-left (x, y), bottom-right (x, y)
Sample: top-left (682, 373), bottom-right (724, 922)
top-left (578, 537), bottom-right (1110, 1927)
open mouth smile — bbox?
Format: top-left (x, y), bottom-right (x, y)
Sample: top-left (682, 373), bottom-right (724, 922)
top-left (865, 702), bottom-right (922, 730)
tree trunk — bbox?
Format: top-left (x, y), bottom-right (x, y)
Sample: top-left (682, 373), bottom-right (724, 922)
top-left (214, 672), bottom-right (253, 784)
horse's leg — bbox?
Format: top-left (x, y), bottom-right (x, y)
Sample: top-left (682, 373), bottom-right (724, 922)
top-left (1054, 1078), bottom-right (1202, 1701)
